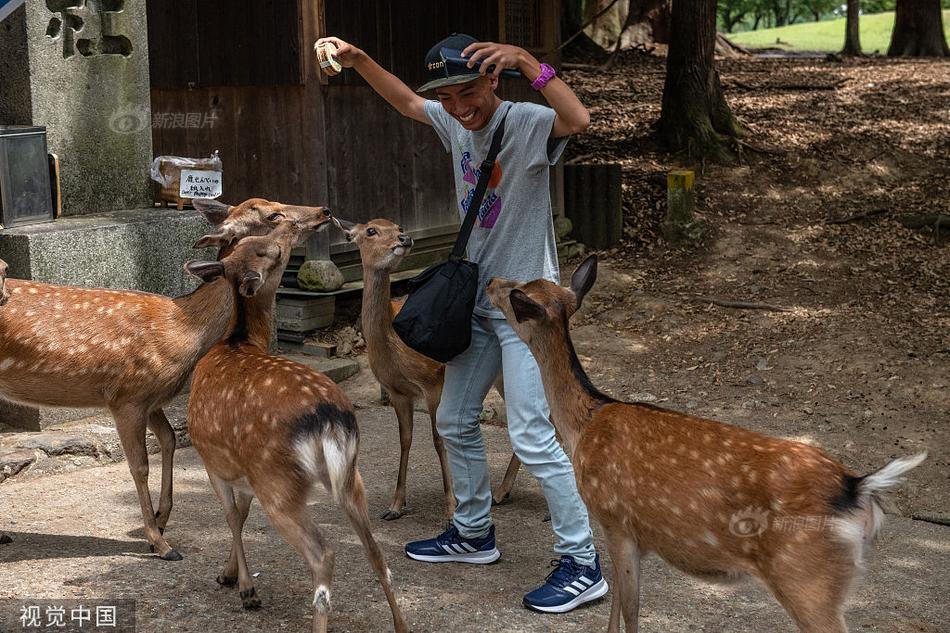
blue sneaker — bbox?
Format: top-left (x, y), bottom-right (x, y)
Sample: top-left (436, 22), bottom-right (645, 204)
top-left (405, 524), bottom-right (501, 564)
top-left (523, 555), bottom-right (609, 613)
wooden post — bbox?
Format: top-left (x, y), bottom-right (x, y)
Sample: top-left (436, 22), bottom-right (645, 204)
top-left (305, 228), bottom-right (330, 261)
top-left (663, 169), bottom-right (703, 241)
top-left (563, 163), bottom-right (624, 249)
top-left (606, 164), bottom-right (623, 246)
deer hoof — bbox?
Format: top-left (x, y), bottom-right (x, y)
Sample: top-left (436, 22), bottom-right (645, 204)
top-left (0, 533), bottom-right (13, 545)
top-left (240, 588), bottom-right (261, 610)
top-left (381, 509), bottom-right (404, 521)
top-left (216, 575), bottom-right (238, 587)
top-left (491, 493), bottom-right (512, 506)
top-left (161, 549), bottom-right (184, 561)
top-left (542, 513), bottom-right (551, 523)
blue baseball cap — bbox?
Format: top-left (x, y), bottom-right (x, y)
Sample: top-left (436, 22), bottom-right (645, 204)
top-left (417, 33), bottom-right (484, 93)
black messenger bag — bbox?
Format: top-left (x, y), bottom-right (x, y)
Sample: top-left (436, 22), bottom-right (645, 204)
top-left (392, 108), bottom-right (509, 363)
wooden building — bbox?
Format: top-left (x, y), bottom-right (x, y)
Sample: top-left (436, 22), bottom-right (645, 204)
top-left (146, 0), bottom-right (563, 267)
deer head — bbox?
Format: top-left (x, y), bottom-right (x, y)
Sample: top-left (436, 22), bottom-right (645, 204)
top-left (334, 218), bottom-right (413, 272)
top-left (193, 198), bottom-right (333, 249)
top-left (486, 255), bottom-right (598, 344)
top-left (186, 221), bottom-right (307, 298)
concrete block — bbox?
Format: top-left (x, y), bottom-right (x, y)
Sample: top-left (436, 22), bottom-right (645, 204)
top-left (0, 207), bottom-right (216, 296)
top-left (0, 0), bottom-right (153, 215)
top-left (0, 401), bottom-right (102, 433)
top-left (281, 354), bottom-right (361, 384)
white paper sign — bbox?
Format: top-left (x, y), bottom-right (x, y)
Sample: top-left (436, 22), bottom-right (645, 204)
top-left (179, 170), bottom-right (222, 199)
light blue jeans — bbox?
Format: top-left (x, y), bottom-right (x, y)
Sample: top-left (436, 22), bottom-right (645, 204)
top-left (436, 315), bottom-right (596, 566)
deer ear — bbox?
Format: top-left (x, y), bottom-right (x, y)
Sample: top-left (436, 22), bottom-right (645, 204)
top-left (509, 289), bottom-right (546, 323)
top-left (569, 255), bottom-right (598, 309)
top-left (239, 271), bottom-right (264, 297)
top-left (192, 198), bottom-right (233, 225)
top-left (184, 260), bottom-right (226, 282)
top-left (193, 228), bottom-right (232, 249)
top-left (332, 217), bottom-right (358, 241)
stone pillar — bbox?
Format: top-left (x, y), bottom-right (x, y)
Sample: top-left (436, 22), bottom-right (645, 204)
top-left (0, 0), bottom-right (152, 215)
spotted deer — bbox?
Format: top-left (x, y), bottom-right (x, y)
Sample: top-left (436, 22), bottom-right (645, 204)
top-left (187, 220), bottom-right (406, 633)
top-left (486, 255), bottom-right (927, 633)
top-left (0, 206), bottom-right (328, 558)
top-left (335, 218), bottom-right (522, 521)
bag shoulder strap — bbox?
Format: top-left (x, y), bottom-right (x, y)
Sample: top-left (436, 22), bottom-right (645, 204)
top-left (450, 105), bottom-right (511, 261)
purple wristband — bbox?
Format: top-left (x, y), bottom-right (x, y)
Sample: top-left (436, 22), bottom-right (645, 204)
top-left (530, 63), bottom-right (556, 91)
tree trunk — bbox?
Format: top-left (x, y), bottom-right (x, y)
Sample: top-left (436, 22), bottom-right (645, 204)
top-left (658, 0), bottom-right (741, 159)
top-left (720, 10), bottom-right (734, 32)
top-left (773, 0), bottom-right (788, 27)
top-left (887, 0), bottom-right (950, 56)
top-left (841, 0), bottom-right (862, 55)
top-left (560, 0), bottom-right (606, 56)
top-left (724, 13), bottom-right (747, 33)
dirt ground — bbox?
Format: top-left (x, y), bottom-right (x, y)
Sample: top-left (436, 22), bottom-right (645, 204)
top-left (1, 364), bottom-right (948, 633)
top-left (2, 53), bottom-right (949, 632)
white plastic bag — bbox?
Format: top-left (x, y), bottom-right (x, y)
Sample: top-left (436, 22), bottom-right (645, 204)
top-left (149, 150), bottom-right (222, 188)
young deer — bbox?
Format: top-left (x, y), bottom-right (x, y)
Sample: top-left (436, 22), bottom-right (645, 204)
top-left (486, 256), bottom-right (927, 633)
top-left (335, 218), bottom-right (521, 520)
top-left (0, 206), bottom-right (330, 559)
top-left (188, 220), bottom-right (407, 633)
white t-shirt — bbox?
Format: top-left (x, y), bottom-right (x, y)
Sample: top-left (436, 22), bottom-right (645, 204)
top-left (424, 99), bottom-right (569, 318)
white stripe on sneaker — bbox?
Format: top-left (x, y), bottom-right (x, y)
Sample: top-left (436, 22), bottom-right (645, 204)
top-left (441, 544), bottom-right (456, 555)
top-left (569, 581), bottom-right (587, 592)
top-left (461, 543), bottom-right (477, 553)
top-left (579, 576), bottom-right (594, 587)
top-left (453, 544), bottom-right (469, 554)
top-left (562, 585), bottom-right (581, 596)
top-left (407, 547), bottom-right (501, 565)
top-left (525, 577), bottom-right (609, 614)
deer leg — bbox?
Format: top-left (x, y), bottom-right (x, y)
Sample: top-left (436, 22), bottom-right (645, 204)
top-left (426, 393), bottom-right (456, 522)
top-left (208, 476), bottom-right (259, 608)
top-left (492, 454), bottom-right (521, 506)
top-left (111, 405), bottom-right (179, 560)
top-left (763, 565), bottom-right (851, 633)
top-left (258, 493), bottom-right (335, 633)
top-left (146, 409), bottom-right (176, 533)
top-left (215, 490), bottom-right (254, 588)
top-left (489, 375), bottom-right (521, 505)
top-left (604, 532), bottom-right (640, 633)
top-left (338, 468), bottom-right (409, 633)
top-left (382, 394), bottom-right (414, 521)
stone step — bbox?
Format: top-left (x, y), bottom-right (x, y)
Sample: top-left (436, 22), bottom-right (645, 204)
top-left (281, 354), bottom-right (361, 384)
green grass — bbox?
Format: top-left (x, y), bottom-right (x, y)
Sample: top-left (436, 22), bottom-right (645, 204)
top-left (727, 10), bottom-right (950, 53)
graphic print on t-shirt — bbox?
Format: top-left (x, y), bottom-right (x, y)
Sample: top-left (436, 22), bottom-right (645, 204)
top-left (460, 151), bottom-right (504, 229)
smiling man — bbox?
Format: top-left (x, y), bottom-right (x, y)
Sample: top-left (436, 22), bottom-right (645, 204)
top-left (315, 32), bottom-right (605, 614)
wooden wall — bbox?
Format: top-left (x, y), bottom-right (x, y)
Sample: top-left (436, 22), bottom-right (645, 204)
top-left (149, 0), bottom-right (328, 211)
top-left (147, 0), bottom-right (562, 256)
